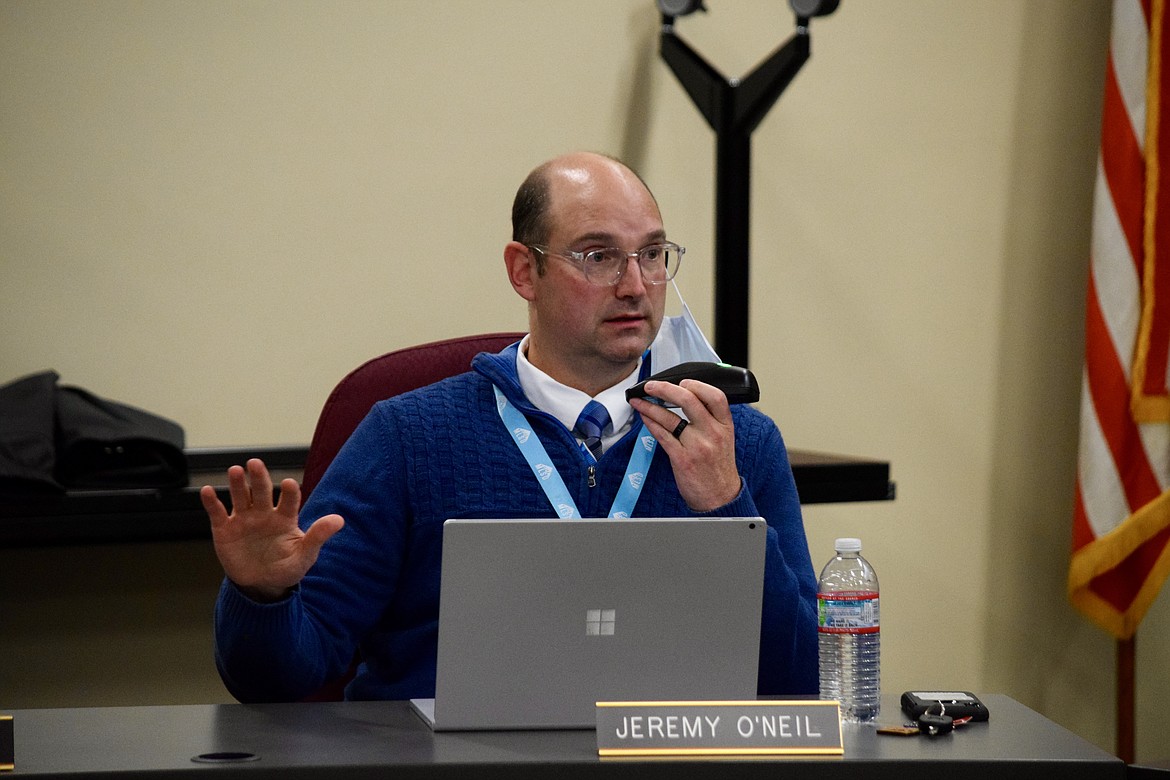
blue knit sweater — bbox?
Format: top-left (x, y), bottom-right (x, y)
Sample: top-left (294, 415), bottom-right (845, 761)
top-left (214, 344), bottom-right (819, 702)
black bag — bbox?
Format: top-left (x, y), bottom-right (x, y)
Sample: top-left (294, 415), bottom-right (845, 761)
top-left (0, 370), bottom-right (188, 493)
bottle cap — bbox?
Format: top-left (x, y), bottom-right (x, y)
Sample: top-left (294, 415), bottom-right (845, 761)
top-left (834, 537), bottom-right (862, 553)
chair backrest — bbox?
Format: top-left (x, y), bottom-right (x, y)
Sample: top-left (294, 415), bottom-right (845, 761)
top-left (301, 332), bottom-right (523, 503)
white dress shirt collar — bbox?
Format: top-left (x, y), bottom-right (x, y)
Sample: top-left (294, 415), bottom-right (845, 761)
top-left (515, 335), bottom-right (641, 447)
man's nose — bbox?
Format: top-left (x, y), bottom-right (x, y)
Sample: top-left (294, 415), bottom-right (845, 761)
top-left (614, 255), bottom-right (648, 297)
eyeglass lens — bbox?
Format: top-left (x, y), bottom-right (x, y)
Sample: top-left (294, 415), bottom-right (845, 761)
top-left (588, 246), bottom-right (678, 284)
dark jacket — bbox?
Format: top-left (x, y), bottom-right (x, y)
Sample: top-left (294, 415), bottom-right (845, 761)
top-left (0, 370), bottom-right (186, 493)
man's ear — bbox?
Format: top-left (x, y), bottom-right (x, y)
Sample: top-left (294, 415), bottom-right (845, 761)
top-left (504, 241), bottom-right (537, 302)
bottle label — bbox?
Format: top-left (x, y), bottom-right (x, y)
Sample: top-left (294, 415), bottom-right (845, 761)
top-left (817, 591), bottom-right (879, 634)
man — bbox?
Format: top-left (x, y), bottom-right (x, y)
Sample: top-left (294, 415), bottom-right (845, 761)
top-left (202, 151), bottom-right (818, 702)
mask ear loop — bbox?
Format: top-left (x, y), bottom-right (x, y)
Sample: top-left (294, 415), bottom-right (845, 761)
top-left (668, 277), bottom-right (686, 317)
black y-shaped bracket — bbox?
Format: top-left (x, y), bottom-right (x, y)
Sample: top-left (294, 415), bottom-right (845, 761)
top-left (660, 14), bottom-right (813, 368)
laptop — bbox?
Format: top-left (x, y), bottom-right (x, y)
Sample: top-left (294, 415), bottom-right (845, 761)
top-left (410, 516), bottom-right (767, 731)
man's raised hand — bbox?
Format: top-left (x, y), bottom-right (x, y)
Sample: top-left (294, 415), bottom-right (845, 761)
top-left (200, 458), bottom-right (344, 602)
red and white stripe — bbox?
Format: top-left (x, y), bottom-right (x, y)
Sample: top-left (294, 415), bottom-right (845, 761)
top-left (1071, 0), bottom-right (1170, 640)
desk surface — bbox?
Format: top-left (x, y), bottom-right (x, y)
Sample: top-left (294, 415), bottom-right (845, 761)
top-left (0, 446), bottom-right (894, 548)
top-left (5, 694), bottom-right (1121, 780)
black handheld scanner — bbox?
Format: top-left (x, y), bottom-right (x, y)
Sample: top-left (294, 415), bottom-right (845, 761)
top-left (626, 361), bottom-right (760, 406)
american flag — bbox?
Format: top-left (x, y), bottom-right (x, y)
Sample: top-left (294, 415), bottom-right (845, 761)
top-left (1072, 0), bottom-right (1170, 639)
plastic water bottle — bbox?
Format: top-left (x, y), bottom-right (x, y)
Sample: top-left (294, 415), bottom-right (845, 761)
top-left (817, 537), bottom-right (880, 722)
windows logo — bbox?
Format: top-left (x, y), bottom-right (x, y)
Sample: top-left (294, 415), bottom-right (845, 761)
top-left (586, 609), bottom-right (616, 636)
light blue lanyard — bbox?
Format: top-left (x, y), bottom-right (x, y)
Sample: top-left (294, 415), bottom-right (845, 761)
top-left (493, 385), bottom-right (657, 519)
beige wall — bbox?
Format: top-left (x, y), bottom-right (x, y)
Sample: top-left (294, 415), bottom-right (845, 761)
top-left (3, 0), bottom-right (1167, 762)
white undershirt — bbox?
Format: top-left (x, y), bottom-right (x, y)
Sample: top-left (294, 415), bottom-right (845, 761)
top-left (515, 334), bottom-right (642, 456)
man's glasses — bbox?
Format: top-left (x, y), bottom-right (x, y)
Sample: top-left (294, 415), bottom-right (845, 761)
top-left (528, 243), bottom-right (684, 286)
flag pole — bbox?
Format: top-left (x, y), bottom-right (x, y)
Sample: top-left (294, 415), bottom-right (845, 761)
top-left (1117, 634), bottom-right (1135, 763)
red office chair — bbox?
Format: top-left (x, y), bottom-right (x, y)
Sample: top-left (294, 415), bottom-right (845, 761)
top-left (301, 331), bottom-right (524, 503)
top-left (298, 331), bottom-right (523, 701)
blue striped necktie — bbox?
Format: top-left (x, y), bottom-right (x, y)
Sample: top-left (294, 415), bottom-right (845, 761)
top-left (574, 400), bottom-right (612, 462)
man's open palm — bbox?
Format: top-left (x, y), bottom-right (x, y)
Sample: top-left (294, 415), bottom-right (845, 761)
top-left (200, 458), bottom-right (344, 602)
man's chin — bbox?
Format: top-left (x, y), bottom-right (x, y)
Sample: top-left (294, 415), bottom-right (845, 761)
top-left (602, 331), bottom-right (656, 364)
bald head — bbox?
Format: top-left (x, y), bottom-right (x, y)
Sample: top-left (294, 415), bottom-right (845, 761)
top-left (501, 151), bottom-right (669, 394)
top-left (511, 153), bottom-right (659, 271)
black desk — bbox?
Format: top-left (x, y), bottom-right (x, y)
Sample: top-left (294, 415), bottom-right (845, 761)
top-left (5, 694), bottom-right (1121, 779)
top-left (0, 446), bottom-right (894, 548)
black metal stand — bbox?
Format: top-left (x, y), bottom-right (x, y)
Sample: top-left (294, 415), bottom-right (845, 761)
top-left (659, 14), bottom-right (816, 368)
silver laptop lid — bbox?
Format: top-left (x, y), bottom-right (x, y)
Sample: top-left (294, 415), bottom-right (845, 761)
top-left (416, 517), bottom-right (767, 731)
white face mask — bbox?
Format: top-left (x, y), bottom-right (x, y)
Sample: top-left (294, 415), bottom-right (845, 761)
top-left (648, 279), bottom-right (721, 373)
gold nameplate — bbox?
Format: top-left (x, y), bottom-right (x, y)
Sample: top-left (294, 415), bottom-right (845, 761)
top-left (596, 700), bottom-right (843, 757)
top-left (1, 715), bottom-right (12, 772)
